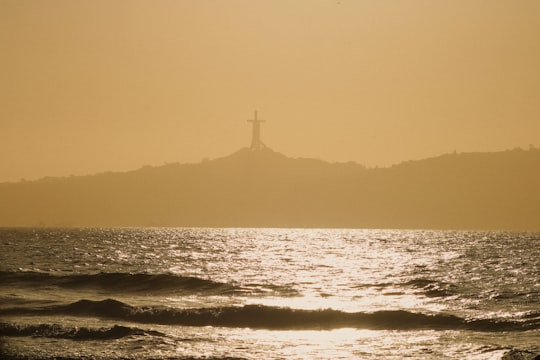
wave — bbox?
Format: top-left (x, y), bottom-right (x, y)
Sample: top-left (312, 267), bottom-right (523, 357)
top-left (0, 271), bottom-right (299, 297)
top-left (0, 271), bottom-right (242, 295)
top-left (0, 322), bottom-right (164, 340)
top-left (0, 354), bottom-right (246, 360)
top-left (355, 278), bottom-right (458, 298)
top-left (404, 278), bottom-right (458, 297)
top-left (2, 299), bottom-right (539, 332)
top-left (501, 349), bottom-right (540, 360)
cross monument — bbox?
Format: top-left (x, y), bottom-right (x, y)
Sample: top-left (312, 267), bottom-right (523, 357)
top-left (247, 110), bottom-right (266, 150)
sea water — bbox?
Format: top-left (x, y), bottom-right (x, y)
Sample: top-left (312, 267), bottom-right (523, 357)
top-left (1, 228), bottom-right (539, 359)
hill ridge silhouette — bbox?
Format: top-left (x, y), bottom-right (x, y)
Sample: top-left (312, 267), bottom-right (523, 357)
top-left (0, 147), bottom-right (538, 230)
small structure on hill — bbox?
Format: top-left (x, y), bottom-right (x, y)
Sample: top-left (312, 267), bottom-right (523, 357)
top-left (247, 110), bottom-right (266, 150)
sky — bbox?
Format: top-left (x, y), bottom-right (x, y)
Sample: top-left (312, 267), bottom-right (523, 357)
top-left (1, 0), bottom-right (539, 182)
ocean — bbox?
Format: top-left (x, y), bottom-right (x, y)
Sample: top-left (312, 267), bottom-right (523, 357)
top-left (0, 227), bottom-right (539, 359)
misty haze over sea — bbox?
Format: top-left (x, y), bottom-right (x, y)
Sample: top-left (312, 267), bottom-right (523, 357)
top-left (2, 144), bottom-right (540, 360)
top-left (2, 1), bottom-right (540, 358)
top-left (1, 146), bottom-right (540, 359)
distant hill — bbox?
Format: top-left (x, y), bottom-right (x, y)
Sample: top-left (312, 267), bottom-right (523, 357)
top-left (1, 147), bottom-right (539, 230)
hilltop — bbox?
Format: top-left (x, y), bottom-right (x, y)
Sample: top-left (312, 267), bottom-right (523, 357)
top-left (0, 147), bottom-right (538, 230)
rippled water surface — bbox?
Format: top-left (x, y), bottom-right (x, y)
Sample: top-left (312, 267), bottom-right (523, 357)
top-left (1, 228), bottom-right (539, 359)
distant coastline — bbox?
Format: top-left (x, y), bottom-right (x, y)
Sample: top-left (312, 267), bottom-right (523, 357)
top-left (1, 147), bottom-right (539, 230)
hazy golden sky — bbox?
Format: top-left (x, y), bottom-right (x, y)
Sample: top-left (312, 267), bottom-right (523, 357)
top-left (1, 0), bottom-right (539, 182)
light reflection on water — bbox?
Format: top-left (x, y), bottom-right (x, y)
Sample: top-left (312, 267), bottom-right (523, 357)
top-left (3, 228), bottom-right (540, 314)
top-left (1, 228), bottom-right (539, 359)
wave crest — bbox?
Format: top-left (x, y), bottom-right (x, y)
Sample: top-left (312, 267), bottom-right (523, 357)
top-left (2, 299), bottom-right (539, 332)
top-left (0, 271), bottom-right (240, 295)
top-left (0, 322), bottom-right (163, 340)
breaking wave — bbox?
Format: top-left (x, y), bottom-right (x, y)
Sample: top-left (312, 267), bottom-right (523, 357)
top-left (2, 299), bottom-right (539, 332)
top-left (0, 271), bottom-right (242, 295)
top-left (0, 322), bottom-right (164, 340)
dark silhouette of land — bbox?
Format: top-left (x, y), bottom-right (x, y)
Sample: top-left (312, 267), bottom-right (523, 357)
top-left (0, 147), bottom-right (539, 230)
